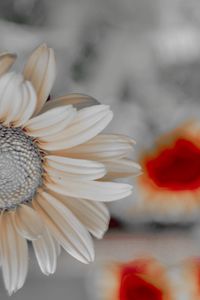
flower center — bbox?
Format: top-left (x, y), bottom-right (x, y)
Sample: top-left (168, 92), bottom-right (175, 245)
top-left (0, 125), bottom-right (43, 209)
top-left (120, 272), bottom-right (163, 300)
top-left (144, 138), bottom-right (200, 191)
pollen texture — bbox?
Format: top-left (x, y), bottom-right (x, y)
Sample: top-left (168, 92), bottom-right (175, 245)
top-left (0, 125), bottom-right (43, 209)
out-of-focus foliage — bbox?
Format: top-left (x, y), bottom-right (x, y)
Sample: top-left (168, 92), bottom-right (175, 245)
top-left (0, 0), bottom-right (46, 26)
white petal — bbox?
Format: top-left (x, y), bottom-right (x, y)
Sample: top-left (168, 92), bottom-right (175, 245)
top-left (0, 53), bottom-right (16, 76)
top-left (45, 177), bottom-right (133, 202)
top-left (23, 44), bottom-right (56, 115)
top-left (52, 236), bottom-right (61, 257)
top-left (45, 155), bottom-right (106, 180)
top-left (0, 212), bottom-right (28, 295)
top-left (33, 192), bottom-right (94, 264)
top-left (12, 204), bottom-right (44, 240)
top-left (103, 159), bottom-right (142, 179)
top-left (0, 72), bottom-right (20, 121)
top-left (14, 81), bottom-right (37, 126)
top-left (40, 93), bottom-right (100, 113)
top-left (24, 105), bottom-right (76, 137)
top-left (0, 72), bottom-right (36, 126)
top-left (53, 134), bottom-right (135, 160)
top-left (56, 193), bottom-right (110, 239)
top-left (5, 80), bottom-right (24, 124)
top-left (39, 105), bottom-right (113, 151)
top-left (32, 227), bottom-right (57, 275)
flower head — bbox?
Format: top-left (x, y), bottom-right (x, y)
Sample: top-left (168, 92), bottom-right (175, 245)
top-left (0, 44), bottom-right (140, 294)
top-left (136, 122), bottom-right (200, 221)
top-left (94, 258), bottom-right (173, 300)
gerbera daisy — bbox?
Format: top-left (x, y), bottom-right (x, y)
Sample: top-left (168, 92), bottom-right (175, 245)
top-left (92, 258), bottom-right (173, 300)
top-left (0, 44), bottom-right (140, 294)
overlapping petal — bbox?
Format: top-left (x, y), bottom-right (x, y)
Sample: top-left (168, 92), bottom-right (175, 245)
top-left (38, 105), bottom-right (113, 151)
top-left (32, 227), bottom-right (58, 275)
top-left (41, 93), bottom-right (100, 113)
top-left (23, 44), bottom-right (56, 115)
top-left (45, 176), bottom-right (132, 202)
top-left (0, 72), bottom-right (36, 126)
top-left (0, 212), bottom-right (28, 295)
top-left (33, 191), bottom-right (95, 264)
top-left (24, 105), bottom-right (76, 137)
top-left (12, 204), bottom-right (44, 240)
top-left (102, 159), bottom-right (142, 179)
top-left (50, 192), bottom-right (110, 239)
top-left (0, 53), bottom-right (16, 77)
top-left (44, 155), bottom-right (106, 180)
top-left (56, 134), bottom-right (135, 160)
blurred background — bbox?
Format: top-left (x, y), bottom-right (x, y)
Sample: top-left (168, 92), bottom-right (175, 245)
top-left (1, 0), bottom-right (200, 299)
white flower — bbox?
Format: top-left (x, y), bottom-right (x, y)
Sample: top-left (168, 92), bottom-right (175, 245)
top-left (0, 44), bottom-right (140, 295)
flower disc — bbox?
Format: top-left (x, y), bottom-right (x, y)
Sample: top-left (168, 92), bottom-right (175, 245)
top-left (0, 125), bottom-right (42, 209)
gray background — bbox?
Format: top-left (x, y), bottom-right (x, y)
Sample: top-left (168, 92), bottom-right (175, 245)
top-left (0, 0), bottom-right (200, 299)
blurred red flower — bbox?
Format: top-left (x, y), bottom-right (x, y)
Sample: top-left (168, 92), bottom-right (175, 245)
top-left (99, 258), bottom-right (173, 300)
top-left (137, 121), bottom-right (200, 219)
